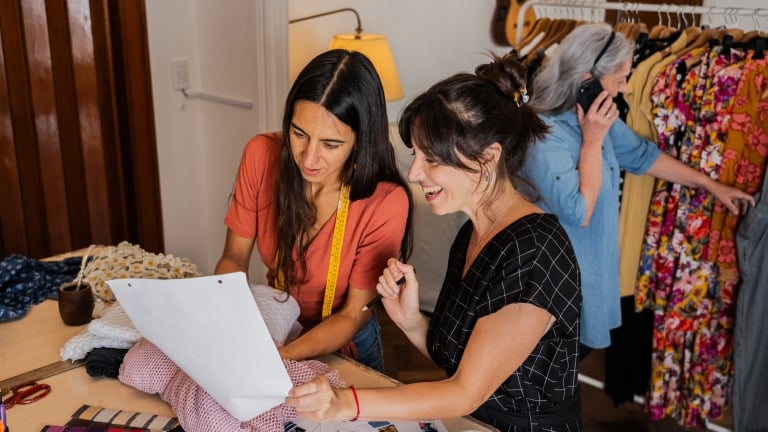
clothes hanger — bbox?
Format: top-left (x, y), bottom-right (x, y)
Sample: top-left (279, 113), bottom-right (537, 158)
top-left (734, 8), bottom-right (765, 43)
top-left (525, 17), bottom-right (567, 54)
top-left (514, 16), bottom-right (550, 51)
top-left (679, 7), bottom-right (722, 54)
top-left (533, 18), bottom-right (578, 54)
top-left (626, 3), bottom-right (650, 43)
top-left (648, 5), bottom-right (673, 39)
top-left (675, 6), bottom-right (701, 43)
top-left (732, 10), bottom-right (766, 59)
top-left (613, 2), bottom-right (637, 40)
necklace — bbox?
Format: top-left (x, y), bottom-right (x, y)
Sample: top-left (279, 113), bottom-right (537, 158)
top-left (464, 191), bottom-right (517, 274)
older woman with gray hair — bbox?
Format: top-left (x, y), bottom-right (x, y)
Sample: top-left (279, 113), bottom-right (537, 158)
top-left (521, 22), bottom-right (754, 356)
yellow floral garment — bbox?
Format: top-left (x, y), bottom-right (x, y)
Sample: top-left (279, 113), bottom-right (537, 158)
top-left (636, 45), bottom-right (768, 428)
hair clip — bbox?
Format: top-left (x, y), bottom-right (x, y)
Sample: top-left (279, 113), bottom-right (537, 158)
top-left (514, 86), bottom-right (529, 107)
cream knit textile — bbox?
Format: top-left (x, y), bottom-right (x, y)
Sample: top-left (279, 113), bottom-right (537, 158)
top-left (60, 302), bottom-right (140, 361)
top-left (249, 284), bottom-right (300, 346)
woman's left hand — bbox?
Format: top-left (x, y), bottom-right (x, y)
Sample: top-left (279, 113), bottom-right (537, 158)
top-left (285, 375), bottom-right (354, 422)
top-left (709, 181), bottom-right (756, 215)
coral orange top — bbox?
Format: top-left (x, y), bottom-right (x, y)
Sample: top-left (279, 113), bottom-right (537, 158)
top-left (224, 133), bottom-right (408, 329)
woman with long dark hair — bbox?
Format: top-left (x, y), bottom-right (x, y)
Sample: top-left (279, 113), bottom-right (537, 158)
top-left (215, 49), bottom-right (413, 371)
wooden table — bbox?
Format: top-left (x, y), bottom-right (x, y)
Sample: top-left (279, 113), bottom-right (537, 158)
top-left (1, 299), bottom-right (496, 432)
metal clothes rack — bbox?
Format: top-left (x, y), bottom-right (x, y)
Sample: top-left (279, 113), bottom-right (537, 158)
top-left (515, 0), bottom-right (768, 43)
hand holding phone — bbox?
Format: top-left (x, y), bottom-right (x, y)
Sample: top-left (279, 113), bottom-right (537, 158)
top-left (577, 78), bottom-right (603, 112)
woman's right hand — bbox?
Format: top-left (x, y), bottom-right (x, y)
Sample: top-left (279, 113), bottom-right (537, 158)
top-left (577, 90), bottom-right (616, 147)
top-left (376, 258), bottom-right (421, 331)
top-left (286, 375), bottom-right (355, 423)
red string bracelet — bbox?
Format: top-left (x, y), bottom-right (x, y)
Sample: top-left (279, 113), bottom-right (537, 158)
top-left (349, 385), bottom-right (360, 421)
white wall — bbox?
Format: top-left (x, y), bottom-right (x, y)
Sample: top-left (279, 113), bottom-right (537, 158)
top-left (146, 0), bottom-right (287, 277)
top-left (289, 0), bottom-right (502, 122)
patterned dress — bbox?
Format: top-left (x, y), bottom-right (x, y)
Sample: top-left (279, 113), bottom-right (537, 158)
top-left (636, 45), bottom-right (768, 427)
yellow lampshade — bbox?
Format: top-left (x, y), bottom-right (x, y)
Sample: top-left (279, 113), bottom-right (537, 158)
top-left (329, 34), bottom-right (403, 101)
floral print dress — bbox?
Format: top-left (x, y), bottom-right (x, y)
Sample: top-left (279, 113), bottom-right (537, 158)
top-left (635, 44), bottom-right (768, 428)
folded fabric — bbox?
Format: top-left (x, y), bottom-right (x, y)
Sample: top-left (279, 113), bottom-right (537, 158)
top-left (248, 284), bottom-right (300, 346)
top-left (89, 302), bottom-right (142, 341)
top-left (0, 254), bottom-right (83, 321)
top-left (119, 339), bottom-right (345, 431)
top-left (61, 302), bottom-right (141, 361)
top-left (85, 347), bottom-right (129, 378)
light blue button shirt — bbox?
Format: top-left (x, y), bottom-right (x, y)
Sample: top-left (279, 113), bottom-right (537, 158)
top-left (521, 111), bottom-right (661, 348)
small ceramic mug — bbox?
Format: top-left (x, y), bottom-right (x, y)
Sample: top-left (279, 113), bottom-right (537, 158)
top-left (58, 281), bottom-right (95, 326)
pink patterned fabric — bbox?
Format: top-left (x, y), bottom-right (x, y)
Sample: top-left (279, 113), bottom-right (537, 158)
top-left (119, 338), bottom-right (345, 431)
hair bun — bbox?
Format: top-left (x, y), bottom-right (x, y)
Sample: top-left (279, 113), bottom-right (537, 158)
top-left (475, 50), bottom-right (528, 107)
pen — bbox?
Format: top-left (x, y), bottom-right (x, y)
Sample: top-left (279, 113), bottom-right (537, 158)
top-left (361, 276), bottom-right (406, 311)
top-left (1, 397), bottom-right (7, 432)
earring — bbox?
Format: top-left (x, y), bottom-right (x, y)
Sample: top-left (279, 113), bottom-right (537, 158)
top-left (484, 171), bottom-right (490, 182)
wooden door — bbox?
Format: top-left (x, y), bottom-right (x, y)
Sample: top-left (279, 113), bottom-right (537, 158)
top-left (0, 0), bottom-right (162, 259)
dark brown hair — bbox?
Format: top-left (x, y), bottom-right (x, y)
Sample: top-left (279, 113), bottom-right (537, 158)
top-left (398, 51), bottom-right (549, 205)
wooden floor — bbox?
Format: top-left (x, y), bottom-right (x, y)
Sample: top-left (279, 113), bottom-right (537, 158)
top-left (377, 309), bottom-right (732, 432)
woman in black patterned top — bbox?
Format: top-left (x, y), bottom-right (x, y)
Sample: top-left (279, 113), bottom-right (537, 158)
top-left (286, 52), bottom-right (583, 431)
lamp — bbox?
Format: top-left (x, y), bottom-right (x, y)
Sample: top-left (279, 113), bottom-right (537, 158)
top-left (289, 8), bottom-right (403, 101)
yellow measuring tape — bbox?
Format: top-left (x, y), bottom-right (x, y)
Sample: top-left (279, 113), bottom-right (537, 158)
top-left (274, 183), bottom-right (351, 320)
top-left (322, 182), bottom-right (351, 319)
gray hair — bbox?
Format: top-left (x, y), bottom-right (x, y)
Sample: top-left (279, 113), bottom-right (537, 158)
top-left (531, 23), bottom-right (635, 115)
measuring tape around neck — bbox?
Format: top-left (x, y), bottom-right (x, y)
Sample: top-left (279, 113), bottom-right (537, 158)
top-left (322, 182), bottom-right (351, 319)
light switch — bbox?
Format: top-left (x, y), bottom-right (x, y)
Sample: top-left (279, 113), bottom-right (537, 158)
top-left (170, 58), bottom-right (190, 90)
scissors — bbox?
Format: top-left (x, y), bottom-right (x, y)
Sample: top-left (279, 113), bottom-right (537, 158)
top-left (1, 381), bottom-right (51, 409)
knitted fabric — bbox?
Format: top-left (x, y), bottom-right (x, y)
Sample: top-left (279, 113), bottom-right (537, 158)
top-left (119, 339), bottom-right (345, 431)
top-left (249, 284), bottom-right (300, 345)
top-left (60, 302), bottom-right (142, 361)
top-left (89, 302), bottom-right (142, 341)
top-left (81, 241), bottom-right (200, 304)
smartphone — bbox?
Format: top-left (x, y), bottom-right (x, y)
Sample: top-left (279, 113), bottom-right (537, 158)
top-left (577, 77), bottom-right (603, 112)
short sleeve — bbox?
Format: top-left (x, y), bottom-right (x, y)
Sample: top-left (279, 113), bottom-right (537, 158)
top-left (223, 133), bottom-right (280, 239)
top-left (347, 185), bottom-right (409, 291)
top-left (517, 219), bottom-right (581, 334)
top-left (476, 215), bottom-right (580, 335)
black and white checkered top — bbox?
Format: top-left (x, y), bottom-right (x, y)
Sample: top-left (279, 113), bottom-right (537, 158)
top-left (427, 213), bottom-right (582, 432)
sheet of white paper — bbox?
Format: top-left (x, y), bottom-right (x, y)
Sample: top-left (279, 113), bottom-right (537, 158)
top-left (109, 272), bottom-right (293, 421)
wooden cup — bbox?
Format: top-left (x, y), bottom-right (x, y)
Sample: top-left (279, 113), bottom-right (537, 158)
top-left (58, 281), bottom-right (95, 326)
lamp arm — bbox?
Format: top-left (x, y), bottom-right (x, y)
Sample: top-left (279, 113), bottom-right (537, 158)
top-left (289, 8), bottom-right (363, 36)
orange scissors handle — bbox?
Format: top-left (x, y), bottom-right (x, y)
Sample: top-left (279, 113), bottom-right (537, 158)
top-left (2, 382), bottom-right (51, 409)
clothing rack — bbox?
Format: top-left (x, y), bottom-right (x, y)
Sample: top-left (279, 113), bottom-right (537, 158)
top-left (514, 3), bottom-right (767, 432)
top-left (515, 0), bottom-right (768, 43)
